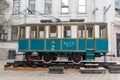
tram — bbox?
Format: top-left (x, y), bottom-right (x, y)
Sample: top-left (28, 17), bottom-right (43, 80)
top-left (18, 22), bottom-right (108, 64)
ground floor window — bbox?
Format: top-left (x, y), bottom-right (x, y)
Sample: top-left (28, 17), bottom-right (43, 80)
top-left (117, 34), bottom-right (120, 57)
top-left (11, 26), bottom-right (18, 41)
top-left (0, 25), bottom-right (3, 41)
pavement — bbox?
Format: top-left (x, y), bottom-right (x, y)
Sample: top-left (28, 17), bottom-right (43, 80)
top-left (0, 60), bottom-right (120, 80)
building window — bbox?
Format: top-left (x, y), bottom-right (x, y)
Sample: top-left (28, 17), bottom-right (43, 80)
top-left (44, 0), bottom-right (52, 13)
top-left (115, 0), bottom-right (120, 15)
top-left (0, 26), bottom-right (3, 40)
top-left (64, 26), bottom-right (71, 38)
top-left (11, 27), bottom-right (18, 41)
top-left (79, 0), bottom-right (86, 13)
top-left (13, 0), bottom-right (20, 14)
top-left (28, 0), bottom-right (35, 14)
top-left (50, 26), bottom-right (57, 38)
top-left (78, 25), bottom-right (84, 38)
top-left (0, 0), bottom-right (5, 14)
top-left (61, 0), bottom-right (69, 13)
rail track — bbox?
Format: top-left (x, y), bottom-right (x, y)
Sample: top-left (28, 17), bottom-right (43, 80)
top-left (4, 61), bottom-right (116, 68)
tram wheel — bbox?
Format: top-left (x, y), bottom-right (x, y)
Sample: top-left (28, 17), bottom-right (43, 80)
top-left (26, 52), bottom-right (32, 61)
top-left (71, 54), bottom-right (82, 64)
top-left (43, 54), bottom-right (52, 63)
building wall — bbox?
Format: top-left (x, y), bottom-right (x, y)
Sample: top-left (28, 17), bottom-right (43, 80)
top-left (1, 0), bottom-right (120, 59)
top-left (104, 0), bottom-right (120, 57)
top-left (0, 42), bottom-right (18, 59)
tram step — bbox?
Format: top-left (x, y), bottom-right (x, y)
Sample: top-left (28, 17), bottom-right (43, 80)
top-left (86, 50), bottom-right (95, 60)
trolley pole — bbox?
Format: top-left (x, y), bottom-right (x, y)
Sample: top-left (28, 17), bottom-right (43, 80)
top-left (103, 4), bottom-right (111, 22)
top-left (103, 6), bottom-right (106, 22)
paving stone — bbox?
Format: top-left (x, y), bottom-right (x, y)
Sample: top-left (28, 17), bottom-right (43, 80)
top-left (0, 60), bottom-right (120, 80)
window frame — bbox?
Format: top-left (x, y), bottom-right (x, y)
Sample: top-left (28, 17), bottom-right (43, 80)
top-left (115, 0), bottom-right (120, 15)
top-left (28, 0), bottom-right (36, 15)
top-left (86, 24), bottom-right (94, 39)
top-left (61, 0), bottom-right (69, 14)
top-left (49, 25), bottom-right (58, 38)
top-left (99, 25), bottom-right (107, 39)
top-left (78, 0), bottom-right (86, 14)
top-left (63, 26), bottom-right (71, 38)
top-left (19, 27), bottom-right (26, 39)
top-left (0, 0), bottom-right (5, 15)
top-left (13, 0), bottom-right (20, 15)
top-left (77, 25), bottom-right (85, 38)
top-left (30, 26), bottom-right (37, 39)
top-left (44, 0), bottom-right (52, 13)
top-left (0, 25), bottom-right (3, 41)
top-left (39, 26), bottom-right (45, 39)
top-left (11, 26), bottom-right (18, 41)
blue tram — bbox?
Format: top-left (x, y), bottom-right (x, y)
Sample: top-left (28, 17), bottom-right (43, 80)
top-left (18, 22), bottom-right (108, 64)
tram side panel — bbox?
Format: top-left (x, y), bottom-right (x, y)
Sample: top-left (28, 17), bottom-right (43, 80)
top-left (18, 23), bottom-right (108, 61)
top-left (94, 25), bottom-right (108, 53)
top-left (18, 26), bottom-right (30, 51)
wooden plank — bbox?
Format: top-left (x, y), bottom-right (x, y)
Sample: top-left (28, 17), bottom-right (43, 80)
top-left (49, 66), bottom-right (64, 74)
top-left (109, 65), bottom-right (120, 73)
top-left (4, 66), bottom-right (79, 71)
top-left (4, 66), bottom-right (48, 71)
top-left (84, 63), bottom-right (99, 68)
top-left (80, 67), bottom-right (106, 74)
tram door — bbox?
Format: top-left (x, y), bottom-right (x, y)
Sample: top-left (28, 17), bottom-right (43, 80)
top-left (117, 34), bottom-right (120, 57)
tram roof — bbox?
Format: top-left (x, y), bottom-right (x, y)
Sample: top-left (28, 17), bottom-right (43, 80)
top-left (13, 22), bottom-right (107, 27)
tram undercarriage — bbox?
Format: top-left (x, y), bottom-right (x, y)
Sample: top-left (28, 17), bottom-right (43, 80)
top-left (24, 52), bottom-right (85, 64)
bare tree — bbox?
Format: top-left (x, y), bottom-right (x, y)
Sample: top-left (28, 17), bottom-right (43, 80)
top-left (0, 0), bottom-right (10, 41)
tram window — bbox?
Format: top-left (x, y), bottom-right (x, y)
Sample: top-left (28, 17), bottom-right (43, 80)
top-left (86, 25), bottom-right (94, 38)
top-left (20, 27), bottom-right (25, 39)
top-left (78, 25), bottom-right (84, 38)
top-left (39, 27), bottom-right (44, 38)
top-left (100, 25), bottom-right (106, 38)
top-left (50, 26), bottom-right (57, 38)
top-left (31, 26), bottom-right (37, 38)
top-left (64, 26), bottom-right (71, 38)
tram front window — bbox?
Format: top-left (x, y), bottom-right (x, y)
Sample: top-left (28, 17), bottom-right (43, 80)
top-left (31, 26), bottom-right (37, 38)
top-left (50, 26), bottom-right (57, 38)
top-left (100, 25), bottom-right (106, 38)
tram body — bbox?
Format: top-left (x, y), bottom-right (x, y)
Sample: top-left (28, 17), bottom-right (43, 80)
top-left (18, 22), bottom-right (108, 63)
